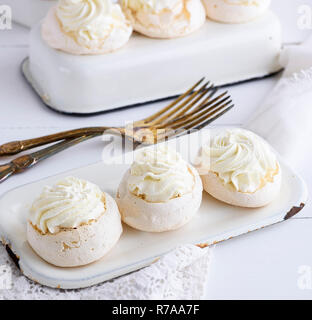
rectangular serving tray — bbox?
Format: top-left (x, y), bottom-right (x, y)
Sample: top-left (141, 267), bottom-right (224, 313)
top-left (23, 11), bottom-right (282, 115)
top-left (0, 132), bottom-right (308, 289)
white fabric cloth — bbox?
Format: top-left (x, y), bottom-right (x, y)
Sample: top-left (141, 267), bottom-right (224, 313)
top-left (247, 35), bottom-right (312, 168)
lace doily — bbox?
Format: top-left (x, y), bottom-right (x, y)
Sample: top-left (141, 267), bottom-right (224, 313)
top-left (0, 244), bottom-right (213, 300)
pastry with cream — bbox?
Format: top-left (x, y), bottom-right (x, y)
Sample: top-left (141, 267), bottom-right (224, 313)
top-left (42, 0), bottom-right (132, 55)
top-left (202, 0), bottom-right (271, 24)
top-left (116, 146), bottom-right (203, 232)
top-left (199, 128), bottom-right (281, 208)
top-left (121, 0), bottom-right (206, 38)
top-left (27, 177), bottom-right (122, 267)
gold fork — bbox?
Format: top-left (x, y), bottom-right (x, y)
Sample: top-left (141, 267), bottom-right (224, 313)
top-left (0, 78), bottom-right (233, 183)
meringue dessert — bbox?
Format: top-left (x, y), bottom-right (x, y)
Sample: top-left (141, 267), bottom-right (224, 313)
top-left (199, 128), bottom-right (281, 208)
top-left (27, 177), bottom-right (122, 267)
top-left (116, 146), bottom-right (203, 232)
top-left (202, 0), bottom-right (271, 24)
top-left (41, 0), bottom-right (132, 55)
top-left (121, 0), bottom-right (206, 38)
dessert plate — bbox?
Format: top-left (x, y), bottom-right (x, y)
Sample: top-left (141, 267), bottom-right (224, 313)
top-left (0, 133), bottom-right (307, 289)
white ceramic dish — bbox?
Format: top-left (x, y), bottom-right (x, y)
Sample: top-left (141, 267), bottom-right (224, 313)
top-left (22, 11), bottom-right (282, 115)
top-left (0, 133), bottom-right (307, 289)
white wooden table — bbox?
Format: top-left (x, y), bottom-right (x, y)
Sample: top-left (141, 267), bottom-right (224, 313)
top-left (0, 0), bottom-right (311, 299)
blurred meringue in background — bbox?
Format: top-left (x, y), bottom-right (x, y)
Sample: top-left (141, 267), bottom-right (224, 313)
top-left (41, 0), bottom-right (132, 55)
top-left (202, 0), bottom-right (271, 23)
top-left (120, 0), bottom-right (206, 38)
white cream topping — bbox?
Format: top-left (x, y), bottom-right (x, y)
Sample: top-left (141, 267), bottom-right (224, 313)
top-left (56, 0), bottom-right (130, 48)
top-left (127, 146), bottom-right (194, 202)
top-left (201, 129), bottom-right (278, 193)
top-left (29, 176), bottom-right (105, 234)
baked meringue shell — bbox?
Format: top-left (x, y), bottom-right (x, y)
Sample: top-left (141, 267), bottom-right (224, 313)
top-left (116, 165), bottom-right (203, 232)
top-left (122, 0), bottom-right (206, 38)
top-left (201, 165), bottom-right (282, 208)
top-left (202, 0), bottom-right (271, 24)
top-left (27, 193), bottom-right (122, 267)
top-left (41, 6), bottom-right (132, 55)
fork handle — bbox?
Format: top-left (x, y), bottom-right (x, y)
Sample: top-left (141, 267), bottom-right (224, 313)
top-left (0, 126), bottom-right (108, 156)
top-left (0, 155), bottom-right (37, 182)
top-left (0, 134), bottom-right (99, 183)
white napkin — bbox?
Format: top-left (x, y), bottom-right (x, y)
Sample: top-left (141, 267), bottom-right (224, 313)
top-left (246, 34), bottom-right (312, 168)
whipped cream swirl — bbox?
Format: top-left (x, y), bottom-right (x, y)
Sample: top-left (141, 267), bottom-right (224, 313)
top-left (56, 0), bottom-right (129, 48)
top-left (202, 129), bottom-right (278, 193)
top-left (128, 146), bottom-right (194, 202)
top-left (29, 177), bottom-right (105, 234)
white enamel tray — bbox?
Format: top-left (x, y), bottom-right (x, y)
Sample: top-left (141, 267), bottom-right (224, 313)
top-left (0, 133), bottom-right (308, 289)
top-left (22, 11), bottom-right (282, 115)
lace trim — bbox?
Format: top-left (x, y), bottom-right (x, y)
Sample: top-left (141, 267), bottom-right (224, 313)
top-left (0, 244), bottom-right (213, 300)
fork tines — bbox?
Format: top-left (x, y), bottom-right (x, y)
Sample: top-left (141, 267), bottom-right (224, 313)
top-left (149, 78), bottom-right (233, 132)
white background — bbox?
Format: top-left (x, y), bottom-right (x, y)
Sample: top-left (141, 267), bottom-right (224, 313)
top-left (0, 0), bottom-right (312, 299)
